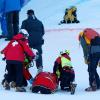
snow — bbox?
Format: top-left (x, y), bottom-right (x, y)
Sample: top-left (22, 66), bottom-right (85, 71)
top-left (0, 0), bottom-right (100, 100)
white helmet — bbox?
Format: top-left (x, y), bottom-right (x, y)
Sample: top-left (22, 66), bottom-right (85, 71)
top-left (19, 29), bottom-right (29, 37)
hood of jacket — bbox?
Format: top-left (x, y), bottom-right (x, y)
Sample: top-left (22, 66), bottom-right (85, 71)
top-left (12, 33), bottom-right (25, 40)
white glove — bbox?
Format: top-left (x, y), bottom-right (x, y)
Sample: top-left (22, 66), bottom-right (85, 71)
top-left (1, 54), bottom-right (6, 61)
top-left (1, 54), bottom-right (5, 58)
top-left (32, 49), bottom-right (39, 60)
top-left (34, 54), bottom-right (39, 60)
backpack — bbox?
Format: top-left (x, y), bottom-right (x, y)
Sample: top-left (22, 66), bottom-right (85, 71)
top-left (91, 36), bottom-right (100, 46)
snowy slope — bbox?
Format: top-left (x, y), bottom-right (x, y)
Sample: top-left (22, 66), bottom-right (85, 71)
top-left (0, 0), bottom-right (100, 100)
top-left (20, 0), bottom-right (100, 29)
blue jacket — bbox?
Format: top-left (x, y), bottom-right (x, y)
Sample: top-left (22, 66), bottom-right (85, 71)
top-left (4, 0), bottom-right (22, 13)
top-left (0, 0), bottom-right (31, 14)
top-left (0, 14), bottom-right (8, 35)
top-left (0, 0), bottom-right (4, 14)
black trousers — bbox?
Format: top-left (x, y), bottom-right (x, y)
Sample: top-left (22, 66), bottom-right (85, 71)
top-left (5, 61), bottom-right (24, 87)
top-left (60, 69), bottom-right (75, 88)
top-left (88, 54), bottom-right (100, 88)
top-left (31, 45), bottom-right (43, 69)
top-left (6, 11), bottom-right (19, 39)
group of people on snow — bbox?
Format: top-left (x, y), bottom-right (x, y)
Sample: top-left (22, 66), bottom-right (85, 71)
top-left (0, 0), bottom-right (100, 94)
top-left (59, 6), bottom-right (80, 25)
top-left (0, 0), bottom-right (45, 92)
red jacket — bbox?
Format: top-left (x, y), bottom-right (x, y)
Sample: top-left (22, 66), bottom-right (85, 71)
top-left (53, 53), bottom-right (71, 73)
top-left (1, 33), bottom-right (35, 62)
top-left (55, 53), bottom-right (71, 65)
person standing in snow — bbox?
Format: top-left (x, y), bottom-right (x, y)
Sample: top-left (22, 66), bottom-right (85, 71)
top-left (1, 0), bottom-right (30, 41)
top-left (1, 0), bottom-right (23, 40)
top-left (1, 29), bottom-right (35, 92)
top-left (21, 9), bottom-right (45, 74)
top-left (79, 28), bottom-right (100, 91)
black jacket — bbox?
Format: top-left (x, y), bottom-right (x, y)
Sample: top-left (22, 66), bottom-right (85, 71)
top-left (21, 16), bottom-right (45, 47)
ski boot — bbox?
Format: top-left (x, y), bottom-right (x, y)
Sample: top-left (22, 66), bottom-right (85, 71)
top-left (16, 87), bottom-right (26, 92)
top-left (85, 86), bottom-right (96, 92)
top-left (4, 80), bottom-right (10, 90)
top-left (10, 81), bottom-right (16, 88)
top-left (85, 80), bottom-right (97, 92)
top-left (85, 81), bottom-right (97, 92)
top-left (1, 79), bottom-right (5, 87)
top-left (61, 86), bottom-right (71, 91)
top-left (70, 83), bottom-right (77, 95)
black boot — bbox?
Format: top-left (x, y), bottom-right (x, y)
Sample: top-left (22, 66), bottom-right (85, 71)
top-left (4, 81), bottom-right (10, 90)
top-left (16, 87), bottom-right (26, 92)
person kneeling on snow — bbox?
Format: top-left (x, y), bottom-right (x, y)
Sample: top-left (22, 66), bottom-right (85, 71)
top-left (53, 50), bottom-right (76, 93)
top-left (78, 28), bottom-right (100, 91)
top-left (1, 29), bottom-right (35, 92)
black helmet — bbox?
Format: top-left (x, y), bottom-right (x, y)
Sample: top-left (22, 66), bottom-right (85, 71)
top-left (27, 9), bottom-right (34, 15)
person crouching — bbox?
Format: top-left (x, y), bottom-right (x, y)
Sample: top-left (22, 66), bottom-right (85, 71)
top-left (1, 29), bottom-right (35, 92)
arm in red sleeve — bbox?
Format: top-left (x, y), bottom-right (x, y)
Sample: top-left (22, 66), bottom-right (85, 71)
top-left (20, 40), bottom-right (35, 58)
top-left (1, 41), bottom-right (13, 55)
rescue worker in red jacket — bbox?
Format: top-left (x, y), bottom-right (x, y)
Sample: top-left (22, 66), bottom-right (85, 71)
top-left (53, 50), bottom-right (75, 91)
top-left (1, 29), bottom-right (35, 92)
top-left (79, 28), bottom-right (100, 91)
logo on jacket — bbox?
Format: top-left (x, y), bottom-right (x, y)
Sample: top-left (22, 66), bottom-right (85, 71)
top-left (12, 41), bottom-right (18, 46)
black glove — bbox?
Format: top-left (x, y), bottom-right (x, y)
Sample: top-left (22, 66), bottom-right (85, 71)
top-left (2, 57), bottom-right (6, 61)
